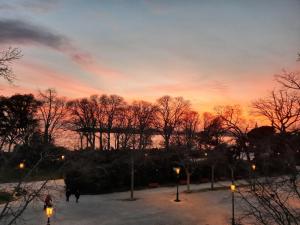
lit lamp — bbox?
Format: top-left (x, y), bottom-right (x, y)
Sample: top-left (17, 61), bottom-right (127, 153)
top-left (230, 184), bottom-right (236, 192)
top-left (173, 167), bottom-right (180, 176)
top-left (173, 166), bottom-right (181, 202)
top-left (45, 206), bottom-right (53, 225)
top-left (61, 155), bottom-right (65, 160)
top-left (19, 162), bottom-right (25, 169)
top-left (230, 183), bottom-right (236, 225)
top-left (251, 164), bottom-right (256, 191)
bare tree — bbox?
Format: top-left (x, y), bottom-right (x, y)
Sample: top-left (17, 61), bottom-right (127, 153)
top-left (181, 110), bottom-right (200, 150)
top-left (215, 105), bottom-right (250, 161)
top-left (275, 71), bottom-right (300, 91)
top-left (0, 47), bottom-right (21, 83)
top-left (252, 90), bottom-right (300, 134)
top-left (38, 89), bottom-right (67, 145)
top-left (67, 97), bottom-right (97, 149)
top-left (238, 173), bottom-right (300, 225)
top-left (114, 104), bottom-right (135, 150)
top-left (100, 95), bottom-right (126, 150)
top-left (156, 96), bottom-right (190, 150)
top-left (94, 95), bottom-right (106, 150)
top-left (131, 101), bottom-right (158, 150)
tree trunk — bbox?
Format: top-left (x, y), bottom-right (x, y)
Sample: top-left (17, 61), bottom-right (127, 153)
top-left (86, 134), bottom-right (89, 148)
top-left (79, 133), bottom-right (83, 149)
top-left (43, 128), bottom-right (49, 144)
top-left (165, 135), bottom-right (170, 150)
top-left (92, 132), bottom-right (95, 150)
top-left (99, 132), bottom-right (103, 150)
top-left (8, 141), bottom-right (13, 153)
top-left (107, 131), bottom-right (111, 150)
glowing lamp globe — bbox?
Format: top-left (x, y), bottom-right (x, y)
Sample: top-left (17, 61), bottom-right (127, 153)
top-left (230, 184), bottom-right (236, 192)
top-left (19, 163), bottom-right (25, 169)
top-left (173, 167), bottom-right (181, 175)
top-left (46, 206), bottom-right (53, 218)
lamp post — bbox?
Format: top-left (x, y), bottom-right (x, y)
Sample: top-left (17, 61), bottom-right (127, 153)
top-left (251, 164), bottom-right (256, 191)
top-left (45, 206), bottom-right (53, 225)
top-left (173, 166), bottom-right (181, 202)
top-left (230, 183), bottom-right (236, 225)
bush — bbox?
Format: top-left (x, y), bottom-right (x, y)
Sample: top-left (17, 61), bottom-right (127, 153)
top-left (64, 150), bottom-right (180, 194)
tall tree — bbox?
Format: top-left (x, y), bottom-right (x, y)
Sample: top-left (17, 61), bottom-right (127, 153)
top-left (38, 89), bottom-right (67, 144)
top-left (100, 95), bottom-right (126, 150)
top-left (132, 100), bottom-right (157, 150)
top-left (181, 110), bottom-right (200, 150)
top-left (114, 104), bottom-right (134, 150)
top-left (94, 95), bottom-right (106, 150)
top-left (215, 105), bottom-right (250, 161)
top-left (0, 94), bottom-right (40, 151)
top-left (67, 97), bottom-right (97, 149)
top-left (156, 96), bottom-right (190, 150)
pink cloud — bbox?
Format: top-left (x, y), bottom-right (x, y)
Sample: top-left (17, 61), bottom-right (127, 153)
top-left (5, 61), bottom-right (104, 98)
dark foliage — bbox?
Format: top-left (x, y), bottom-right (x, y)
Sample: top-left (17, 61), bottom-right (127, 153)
top-left (64, 149), bottom-right (259, 194)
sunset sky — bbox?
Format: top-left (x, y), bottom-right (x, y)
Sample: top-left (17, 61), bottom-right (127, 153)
top-left (0, 0), bottom-right (299, 112)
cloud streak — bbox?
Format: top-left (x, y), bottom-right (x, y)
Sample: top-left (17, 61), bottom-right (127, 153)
top-left (0, 19), bottom-right (125, 79)
top-left (0, 19), bottom-right (90, 62)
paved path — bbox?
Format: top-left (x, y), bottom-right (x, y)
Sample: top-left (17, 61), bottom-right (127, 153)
top-left (2, 180), bottom-right (246, 225)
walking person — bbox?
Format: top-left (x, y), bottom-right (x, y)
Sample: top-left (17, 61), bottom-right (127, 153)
top-left (74, 189), bottom-right (80, 203)
top-left (66, 187), bottom-right (71, 202)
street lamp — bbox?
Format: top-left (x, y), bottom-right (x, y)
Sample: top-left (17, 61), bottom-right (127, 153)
top-left (230, 183), bottom-right (236, 225)
top-left (251, 164), bottom-right (256, 191)
top-left (45, 206), bottom-right (53, 225)
top-left (173, 166), bottom-right (181, 202)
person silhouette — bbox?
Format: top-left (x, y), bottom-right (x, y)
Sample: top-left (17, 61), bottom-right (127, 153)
top-left (66, 188), bottom-right (71, 202)
top-left (74, 189), bottom-right (80, 203)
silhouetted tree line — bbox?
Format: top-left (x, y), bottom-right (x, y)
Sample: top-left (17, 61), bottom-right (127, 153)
top-left (0, 91), bottom-right (200, 152)
top-left (1, 73), bottom-right (300, 167)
